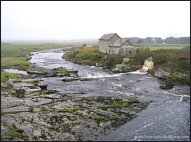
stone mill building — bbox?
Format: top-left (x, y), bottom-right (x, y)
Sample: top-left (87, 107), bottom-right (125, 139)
top-left (98, 33), bottom-right (136, 55)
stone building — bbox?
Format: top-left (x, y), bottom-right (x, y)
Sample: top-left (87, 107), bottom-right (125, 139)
top-left (99, 33), bottom-right (136, 55)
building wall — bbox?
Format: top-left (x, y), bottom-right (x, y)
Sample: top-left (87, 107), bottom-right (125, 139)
top-left (99, 40), bottom-right (109, 53)
top-left (109, 34), bottom-right (121, 45)
top-left (110, 47), bottom-right (120, 55)
top-left (119, 48), bottom-right (136, 56)
top-left (99, 34), bottom-right (121, 54)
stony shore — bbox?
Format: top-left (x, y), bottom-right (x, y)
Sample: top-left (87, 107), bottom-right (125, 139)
top-left (1, 78), bottom-right (151, 141)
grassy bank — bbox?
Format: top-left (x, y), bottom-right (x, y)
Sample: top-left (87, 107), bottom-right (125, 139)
top-left (135, 46), bottom-right (185, 51)
top-left (1, 43), bottom-right (83, 83)
top-left (127, 47), bottom-right (190, 85)
top-left (62, 46), bottom-right (126, 69)
top-left (62, 46), bottom-right (190, 85)
top-left (63, 46), bottom-right (106, 65)
top-left (1, 70), bottom-right (21, 83)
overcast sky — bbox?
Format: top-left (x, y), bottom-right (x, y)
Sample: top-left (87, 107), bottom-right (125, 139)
top-left (1, 1), bottom-right (190, 40)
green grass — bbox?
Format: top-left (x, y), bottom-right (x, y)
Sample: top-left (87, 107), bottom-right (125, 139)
top-left (1, 43), bottom-right (66, 84)
top-left (93, 116), bottom-right (104, 121)
top-left (72, 108), bottom-right (84, 111)
top-left (53, 68), bottom-right (68, 74)
top-left (3, 121), bottom-right (28, 140)
top-left (135, 46), bottom-right (185, 51)
top-left (1, 57), bottom-right (31, 70)
top-left (1, 110), bottom-right (5, 115)
top-left (1, 43), bottom-right (64, 57)
top-left (58, 109), bottom-right (73, 113)
top-left (62, 46), bottom-right (127, 69)
top-left (26, 80), bottom-right (39, 86)
top-left (128, 97), bottom-right (139, 103)
top-left (5, 130), bottom-right (28, 141)
top-left (58, 108), bottom-right (84, 113)
top-left (62, 46), bottom-right (106, 65)
top-left (93, 116), bottom-right (117, 122)
top-left (3, 122), bottom-right (14, 130)
top-left (41, 107), bottom-right (48, 111)
top-left (29, 105), bottom-right (34, 112)
top-left (110, 115), bottom-right (118, 120)
top-left (97, 102), bottom-right (129, 109)
top-left (1, 70), bottom-right (21, 83)
top-left (1, 84), bottom-right (13, 91)
top-left (127, 47), bottom-right (190, 85)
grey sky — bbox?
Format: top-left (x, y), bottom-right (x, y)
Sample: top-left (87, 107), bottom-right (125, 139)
top-left (1, 1), bottom-right (190, 40)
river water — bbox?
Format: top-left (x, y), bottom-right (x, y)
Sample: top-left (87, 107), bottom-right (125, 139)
top-left (6, 47), bottom-right (190, 141)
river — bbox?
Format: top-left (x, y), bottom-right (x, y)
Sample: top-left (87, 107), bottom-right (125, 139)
top-left (5, 47), bottom-right (190, 141)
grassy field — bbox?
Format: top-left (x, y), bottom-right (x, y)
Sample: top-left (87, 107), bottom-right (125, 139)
top-left (1, 57), bottom-right (31, 70)
top-left (1, 43), bottom-right (64, 57)
top-left (135, 46), bottom-right (186, 51)
top-left (1, 70), bottom-right (21, 83)
top-left (1, 42), bottom-right (91, 83)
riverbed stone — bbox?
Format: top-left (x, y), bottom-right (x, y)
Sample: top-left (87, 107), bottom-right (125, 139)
top-left (1, 93), bottom-right (151, 141)
top-left (112, 68), bottom-right (122, 73)
top-left (122, 58), bottom-right (130, 64)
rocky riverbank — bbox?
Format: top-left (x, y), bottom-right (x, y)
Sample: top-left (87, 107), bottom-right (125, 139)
top-left (1, 79), bottom-right (151, 141)
top-left (148, 68), bottom-right (190, 89)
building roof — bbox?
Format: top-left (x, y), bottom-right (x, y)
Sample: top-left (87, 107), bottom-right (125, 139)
top-left (99, 33), bottom-right (121, 40)
top-left (109, 39), bottom-right (134, 47)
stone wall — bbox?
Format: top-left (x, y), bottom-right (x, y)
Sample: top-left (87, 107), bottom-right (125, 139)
top-left (99, 34), bottom-right (121, 54)
top-left (109, 47), bottom-right (120, 55)
top-left (99, 40), bottom-right (109, 53)
top-left (119, 48), bottom-right (136, 56)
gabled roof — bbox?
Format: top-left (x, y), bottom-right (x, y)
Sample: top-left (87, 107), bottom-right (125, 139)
top-left (99, 33), bottom-right (121, 40)
top-left (109, 39), bottom-right (134, 47)
top-left (119, 39), bottom-right (134, 47)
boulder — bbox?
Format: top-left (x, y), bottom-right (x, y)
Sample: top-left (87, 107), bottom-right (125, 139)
top-left (122, 58), bottom-right (130, 64)
top-left (38, 81), bottom-right (48, 90)
top-left (67, 69), bottom-right (78, 74)
top-left (112, 68), bottom-right (122, 73)
top-left (96, 63), bottom-right (103, 67)
top-left (116, 64), bottom-right (126, 69)
top-left (159, 81), bottom-right (173, 89)
top-left (1, 84), bottom-right (7, 88)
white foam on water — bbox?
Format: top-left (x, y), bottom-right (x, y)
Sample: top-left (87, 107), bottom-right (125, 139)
top-left (86, 72), bottom-right (125, 78)
top-left (129, 71), bottom-right (147, 74)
